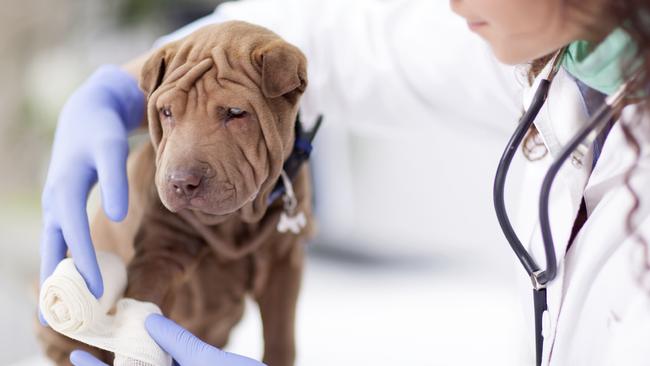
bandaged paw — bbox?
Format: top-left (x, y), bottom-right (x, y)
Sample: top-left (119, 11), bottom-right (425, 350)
top-left (39, 251), bottom-right (172, 366)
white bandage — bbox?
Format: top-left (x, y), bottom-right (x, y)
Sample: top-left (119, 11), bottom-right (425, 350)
top-left (39, 251), bottom-right (172, 366)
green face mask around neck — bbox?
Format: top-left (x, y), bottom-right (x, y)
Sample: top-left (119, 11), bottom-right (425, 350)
top-left (561, 28), bottom-right (637, 95)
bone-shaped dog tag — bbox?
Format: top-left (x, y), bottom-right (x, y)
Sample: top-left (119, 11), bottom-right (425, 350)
top-left (277, 211), bottom-right (307, 234)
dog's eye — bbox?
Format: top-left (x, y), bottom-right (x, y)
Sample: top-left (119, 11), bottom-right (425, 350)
top-left (160, 107), bottom-right (172, 118)
top-left (226, 107), bottom-right (247, 120)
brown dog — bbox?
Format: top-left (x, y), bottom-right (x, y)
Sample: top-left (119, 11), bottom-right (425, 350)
top-left (38, 21), bottom-right (315, 366)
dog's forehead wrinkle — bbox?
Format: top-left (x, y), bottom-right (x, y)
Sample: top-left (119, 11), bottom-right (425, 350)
top-left (220, 44), bottom-right (234, 74)
top-left (153, 83), bottom-right (177, 108)
top-left (175, 58), bottom-right (214, 92)
top-left (185, 87), bottom-right (197, 116)
top-left (198, 78), bottom-right (209, 112)
top-left (211, 45), bottom-right (262, 93)
top-left (203, 72), bottom-right (224, 93)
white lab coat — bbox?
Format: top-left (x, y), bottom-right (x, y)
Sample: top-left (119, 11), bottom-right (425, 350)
top-left (517, 62), bottom-right (650, 365)
top-left (156, 0), bottom-right (650, 364)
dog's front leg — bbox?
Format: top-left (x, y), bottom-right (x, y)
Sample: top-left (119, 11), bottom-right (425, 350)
top-left (125, 252), bottom-right (184, 308)
top-left (124, 212), bottom-right (197, 311)
top-left (256, 241), bottom-right (304, 366)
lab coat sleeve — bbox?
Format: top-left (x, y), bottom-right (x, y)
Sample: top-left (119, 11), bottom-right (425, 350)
top-left (152, 0), bottom-right (312, 52)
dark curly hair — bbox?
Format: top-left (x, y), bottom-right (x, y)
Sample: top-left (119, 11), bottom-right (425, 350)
top-left (604, 2), bottom-right (650, 281)
top-left (523, 0), bottom-right (650, 281)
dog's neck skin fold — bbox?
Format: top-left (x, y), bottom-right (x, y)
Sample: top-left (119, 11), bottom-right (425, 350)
top-left (178, 203), bottom-right (281, 261)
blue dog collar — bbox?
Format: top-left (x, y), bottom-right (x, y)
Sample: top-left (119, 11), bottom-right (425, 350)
top-left (267, 113), bottom-right (323, 204)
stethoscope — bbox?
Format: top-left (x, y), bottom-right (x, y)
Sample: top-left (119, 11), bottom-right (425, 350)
top-left (492, 48), bottom-right (633, 366)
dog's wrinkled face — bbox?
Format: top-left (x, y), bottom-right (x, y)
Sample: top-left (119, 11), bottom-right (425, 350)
top-left (152, 71), bottom-right (264, 216)
top-left (140, 21), bottom-right (307, 223)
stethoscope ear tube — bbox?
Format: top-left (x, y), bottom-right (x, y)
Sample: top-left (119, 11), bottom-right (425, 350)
top-left (493, 79), bottom-right (551, 280)
top-left (538, 90), bottom-right (623, 283)
top-left (493, 48), bottom-right (567, 288)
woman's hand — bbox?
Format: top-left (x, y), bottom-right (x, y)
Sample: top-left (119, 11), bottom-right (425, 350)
top-left (40, 65), bottom-right (144, 308)
top-left (69, 314), bottom-right (265, 366)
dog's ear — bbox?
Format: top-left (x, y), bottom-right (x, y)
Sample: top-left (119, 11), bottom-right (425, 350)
top-left (139, 45), bottom-right (176, 96)
top-left (254, 41), bottom-right (307, 100)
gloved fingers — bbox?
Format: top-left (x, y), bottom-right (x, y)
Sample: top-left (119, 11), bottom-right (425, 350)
top-left (38, 223), bottom-right (67, 325)
top-left (145, 314), bottom-right (212, 366)
top-left (145, 314), bottom-right (264, 366)
top-left (58, 176), bottom-right (104, 298)
top-left (204, 348), bottom-right (267, 366)
top-left (96, 138), bottom-right (129, 222)
top-left (70, 350), bottom-right (110, 366)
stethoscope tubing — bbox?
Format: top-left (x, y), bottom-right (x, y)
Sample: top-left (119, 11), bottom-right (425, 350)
top-left (537, 93), bottom-right (623, 283)
top-left (493, 79), bottom-right (551, 279)
top-left (494, 55), bottom-right (629, 287)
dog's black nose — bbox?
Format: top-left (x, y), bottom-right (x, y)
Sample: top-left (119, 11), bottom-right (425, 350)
top-left (168, 170), bottom-right (203, 198)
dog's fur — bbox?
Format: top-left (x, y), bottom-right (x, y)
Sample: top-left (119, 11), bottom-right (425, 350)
top-left (38, 21), bottom-right (314, 366)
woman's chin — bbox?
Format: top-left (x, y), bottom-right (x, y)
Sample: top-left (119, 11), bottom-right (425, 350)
top-left (491, 47), bottom-right (530, 65)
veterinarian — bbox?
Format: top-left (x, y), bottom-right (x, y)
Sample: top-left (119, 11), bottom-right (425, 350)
top-left (40, 0), bottom-right (650, 365)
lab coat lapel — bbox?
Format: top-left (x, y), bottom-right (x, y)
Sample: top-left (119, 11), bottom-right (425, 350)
top-left (542, 68), bottom-right (594, 223)
top-left (523, 68), bottom-right (593, 263)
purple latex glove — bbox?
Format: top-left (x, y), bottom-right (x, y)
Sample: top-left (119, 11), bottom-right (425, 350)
top-left (69, 314), bottom-right (264, 366)
top-left (40, 65), bottom-right (144, 307)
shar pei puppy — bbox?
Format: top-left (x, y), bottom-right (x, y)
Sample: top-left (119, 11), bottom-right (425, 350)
top-left (38, 20), bottom-right (317, 366)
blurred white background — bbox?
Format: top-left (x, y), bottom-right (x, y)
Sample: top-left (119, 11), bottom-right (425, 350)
top-left (1, 0), bottom-right (532, 365)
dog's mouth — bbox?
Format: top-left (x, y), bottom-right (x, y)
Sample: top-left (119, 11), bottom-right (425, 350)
top-left (189, 192), bottom-right (236, 213)
top-left (160, 181), bottom-right (260, 219)
top-left (163, 189), bottom-right (235, 212)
